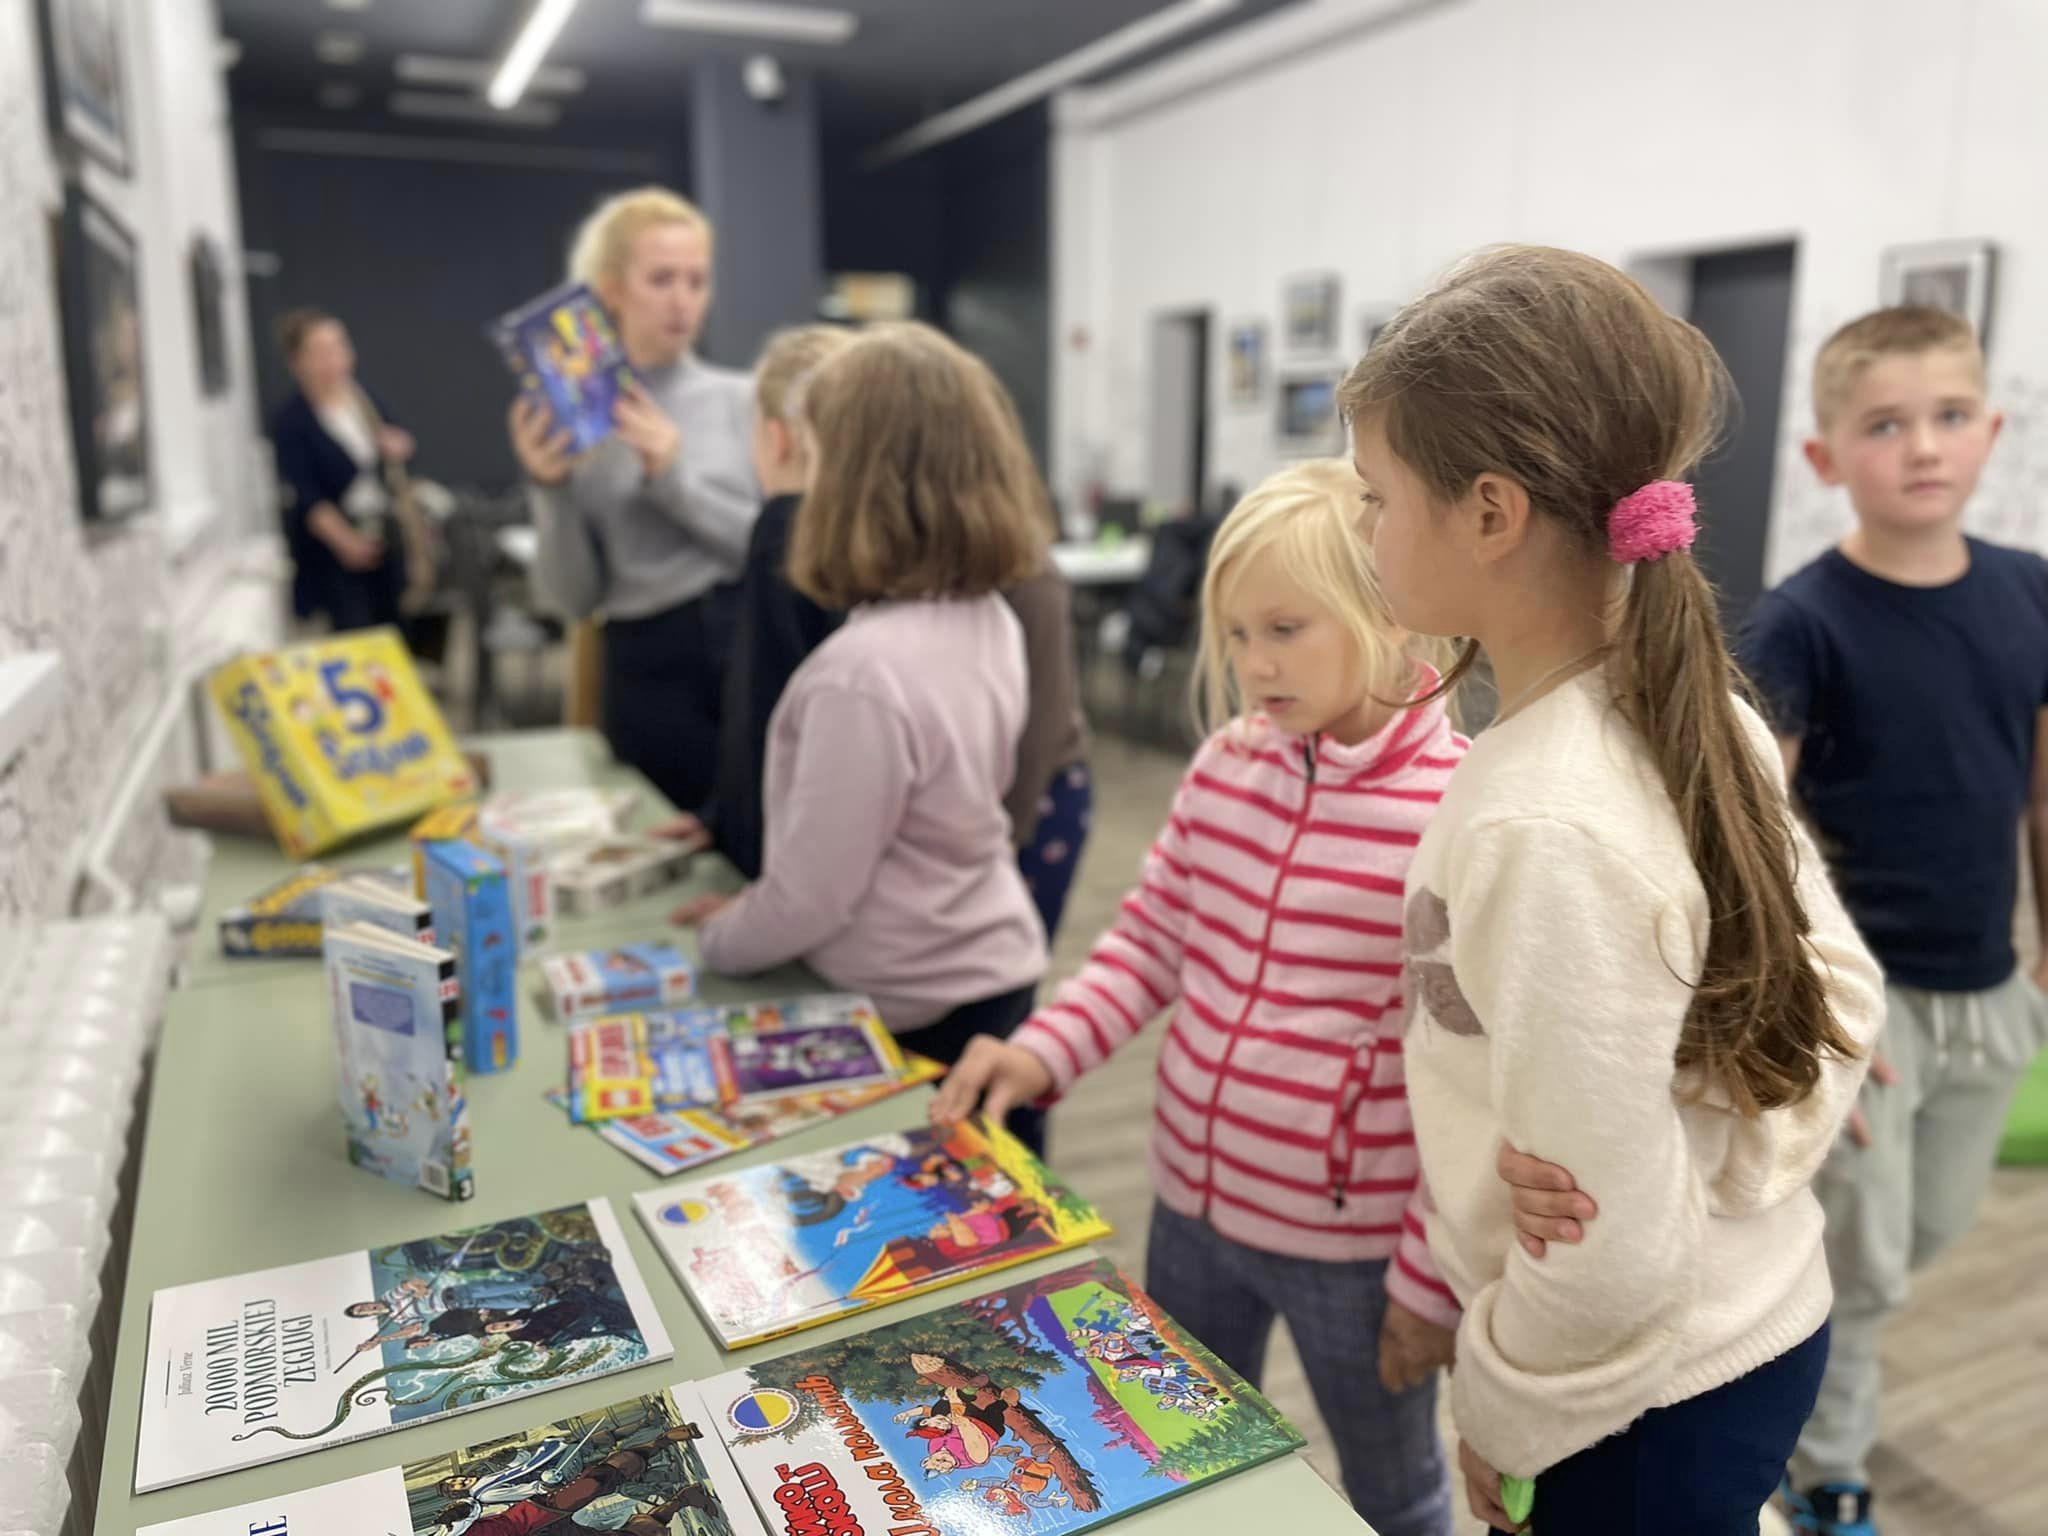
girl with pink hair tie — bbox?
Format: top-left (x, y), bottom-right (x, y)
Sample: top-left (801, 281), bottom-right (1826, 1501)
top-left (1341, 246), bottom-right (1885, 1536)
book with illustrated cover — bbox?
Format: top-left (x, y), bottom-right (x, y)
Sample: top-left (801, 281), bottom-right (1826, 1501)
top-left (219, 863), bottom-right (414, 959)
top-left (491, 282), bottom-right (637, 454)
top-left (566, 1010), bottom-right (724, 1125)
top-left (210, 629), bottom-right (478, 858)
top-left (138, 1383), bottom-right (764, 1536)
top-left (133, 1199), bottom-right (673, 1495)
top-left (422, 839), bottom-right (519, 1074)
top-left (321, 872), bottom-right (435, 947)
top-left (543, 943), bottom-right (696, 1023)
top-left (711, 1008), bottom-right (900, 1107)
top-left (545, 1055), bottom-right (946, 1178)
top-left (632, 1120), bottom-right (1112, 1349)
top-left (324, 921), bottom-right (473, 1202)
top-left (695, 1258), bottom-right (1303, 1533)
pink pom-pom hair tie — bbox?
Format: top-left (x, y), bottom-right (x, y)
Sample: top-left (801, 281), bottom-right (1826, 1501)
top-left (1607, 480), bottom-right (1698, 565)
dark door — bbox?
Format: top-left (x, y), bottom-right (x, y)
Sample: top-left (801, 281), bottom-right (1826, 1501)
top-left (1686, 243), bottom-right (1796, 625)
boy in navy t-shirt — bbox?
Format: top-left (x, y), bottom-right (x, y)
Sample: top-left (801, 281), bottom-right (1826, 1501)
top-left (1743, 306), bottom-right (2048, 1536)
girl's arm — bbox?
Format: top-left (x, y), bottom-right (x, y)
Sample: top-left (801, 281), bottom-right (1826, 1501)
top-left (698, 688), bottom-right (913, 976)
top-left (1443, 814), bottom-right (1707, 1479)
top-left (1010, 765), bottom-right (1201, 1094)
top-left (1385, 1176), bottom-right (1461, 1332)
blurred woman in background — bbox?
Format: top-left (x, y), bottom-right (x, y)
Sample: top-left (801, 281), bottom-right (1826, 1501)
top-left (509, 187), bottom-right (758, 811)
top-left (273, 308), bottom-right (429, 634)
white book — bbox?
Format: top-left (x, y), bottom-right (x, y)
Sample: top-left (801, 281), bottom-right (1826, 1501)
top-left (320, 873), bottom-right (435, 947)
top-left (132, 1198), bottom-right (674, 1495)
top-left (137, 1382), bottom-right (762, 1534)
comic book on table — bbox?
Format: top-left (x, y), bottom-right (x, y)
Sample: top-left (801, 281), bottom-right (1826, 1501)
top-left (631, 1119), bottom-right (1112, 1349)
top-left (695, 1257), bottom-right (1304, 1535)
top-left (548, 1054), bottom-right (947, 1178)
top-left (491, 281), bottom-right (638, 454)
top-left (218, 862), bottom-right (412, 959)
top-left (136, 1383), bottom-right (763, 1536)
top-left (324, 921), bottom-right (473, 1202)
top-left (565, 995), bottom-right (903, 1125)
top-left (543, 943), bottom-right (697, 1023)
top-left (133, 1199), bottom-right (672, 1495)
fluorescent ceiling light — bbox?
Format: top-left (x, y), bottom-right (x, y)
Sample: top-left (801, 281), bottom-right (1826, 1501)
top-left (640, 0), bottom-right (857, 46)
top-left (323, 0), bottom-right (371, 11)
top-left (866, 0), bottom-right (1240, 166)
top-left (394, 90), bottom-right (562, 127)
top-left (397, 53), bottom-right (585, 94)
top-left (489, 0), bottom-right (580, 110)
top-left (314, 30), bottom-right (365, 64)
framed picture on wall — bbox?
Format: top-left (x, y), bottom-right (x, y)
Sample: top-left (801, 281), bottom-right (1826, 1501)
top-left (189, 235), bottom-right (231, 397)
top-left (1879, 239), bottom-right (1997, 347)
top-left (1283, 273), bottom-right (1341, 354)
top-left (56, 186), bottom-right (152, 523)
top-left (37, 0), bottom-right (133, 176)
top-left (1276, 374), bottom-right (1344, 457)
top-left (1358, 308), bottom-right (1396, 356)
top-left (1228, 322), bottom-right (1265, 405)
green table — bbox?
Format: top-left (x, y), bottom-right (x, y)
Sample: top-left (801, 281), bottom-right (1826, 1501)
top-left (98, 731), bottom-right (1370, 1534)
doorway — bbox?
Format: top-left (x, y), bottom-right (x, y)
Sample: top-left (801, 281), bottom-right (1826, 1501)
top-left (1652, 243), bottom-right (1799, 626)
top-left (1146, 310), bottom-right (1210, 518)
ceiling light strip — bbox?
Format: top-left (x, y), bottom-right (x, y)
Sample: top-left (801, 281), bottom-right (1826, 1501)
top-left (488, 0), bottom-right (580, 110)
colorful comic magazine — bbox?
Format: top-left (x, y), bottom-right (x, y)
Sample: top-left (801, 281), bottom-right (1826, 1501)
top-left (133, 1200), bottom-right (672, 1494)
top-left (697, 1258), bottom-right (1304, 1534)
top-left (137, 1384), bottom-right (765, 1536)
top-left (701, 995), bottom-right (903, 1106)
top-left (490, 282), bottom-right (637, 454)
top-left (565, 1010), bottom-right (726, 1125)
top-left (632, 1120), bottom-right (1112, 1349)
top-left (548, 1056), bottom-right (946, 1178)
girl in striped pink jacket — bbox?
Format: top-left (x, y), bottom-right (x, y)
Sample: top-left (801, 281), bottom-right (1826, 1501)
top-left (933, 460), bottom-right (1466, 1536)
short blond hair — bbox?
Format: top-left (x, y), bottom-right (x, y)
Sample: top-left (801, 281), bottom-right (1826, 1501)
top-left (787, 323), bottom-right (1049, 610)
top-left (1193, 458), bottom-right (1447, 739)
top-left (754, 325), bottom-right (854, 424)
top-left (568, 186), bottom-right (712, 289)
top-left (1812, 306), bottom-right (1984, 430)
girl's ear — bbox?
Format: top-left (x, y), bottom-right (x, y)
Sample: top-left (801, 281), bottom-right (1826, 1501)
top-left (1464, 472), bottom-right (1533, 566)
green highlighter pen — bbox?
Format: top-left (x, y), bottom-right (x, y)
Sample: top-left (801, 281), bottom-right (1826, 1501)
top-left (1501, 1474), bottom-right (1536, 1527)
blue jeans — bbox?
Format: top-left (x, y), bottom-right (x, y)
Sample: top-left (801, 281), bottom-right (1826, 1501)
top-left (1145, 1203), bottom-right (1453, 1536)
top-left (1495, 1323), bottom-right (1830, 1535)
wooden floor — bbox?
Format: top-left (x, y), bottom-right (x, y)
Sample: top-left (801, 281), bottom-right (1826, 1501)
top-left (1046, 734), bottom-right (2048, 1536)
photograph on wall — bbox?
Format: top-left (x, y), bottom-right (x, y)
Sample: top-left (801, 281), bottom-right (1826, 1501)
top-left (189, 235), bottom-right (231, 397)
top-left (1283, 273), bottom-right (1341, 354)
top-left (56, 186), bottom-right (152, 523)
top-left (1879, 239), bottom-right (1997, 347)
top-left (1227, 323), bottom-right (1265, 405)
top-left (38, 0), bottom-right (132, 176)
top-left (1276, 374), bottom-right (1344, 457)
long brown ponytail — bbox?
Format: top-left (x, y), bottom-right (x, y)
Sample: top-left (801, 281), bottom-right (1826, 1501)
top-left (1340, 246), bottom-right (1858, 1114)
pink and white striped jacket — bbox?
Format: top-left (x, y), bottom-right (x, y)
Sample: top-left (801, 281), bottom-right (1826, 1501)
top-left (1014, 695), bottom-right (1466, 1328)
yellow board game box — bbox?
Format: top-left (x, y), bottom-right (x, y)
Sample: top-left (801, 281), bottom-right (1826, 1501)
top-left (210, 628), bottom-right (479, 857)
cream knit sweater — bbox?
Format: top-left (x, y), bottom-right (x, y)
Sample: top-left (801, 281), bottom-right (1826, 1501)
top-left (1401, 670), bottom-right (1883, 1477)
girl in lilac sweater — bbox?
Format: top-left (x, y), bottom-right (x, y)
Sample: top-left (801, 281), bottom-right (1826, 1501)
top-left (673, 323), bottom-right (1051, 1142)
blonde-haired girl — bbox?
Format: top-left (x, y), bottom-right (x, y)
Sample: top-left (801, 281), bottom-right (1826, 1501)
top-left (1344, 245), bottom-right (1882, 1534)
top-left (934, 459), bottom-right (1465, 1536)
top-left (509, 185), bottom-right (758, 811)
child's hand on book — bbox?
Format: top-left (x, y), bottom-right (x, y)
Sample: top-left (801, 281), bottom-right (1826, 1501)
top-left (614, 380), bottom-right (680, 480)
top-left (1498, 1142), bottom-right (1597, 1258)
top-left (930, 1035), bottom-right (1054, 1132)
top-left (671, 891), bottom-right (735, 928)
top-left (1377, 1299), bottom-right (1455, 1392)
top-left (649, 812), bottom-right (713, 853)
top-left (509, 398), bottom-right (574, 486)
